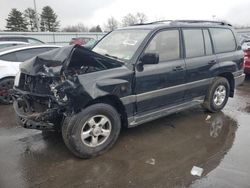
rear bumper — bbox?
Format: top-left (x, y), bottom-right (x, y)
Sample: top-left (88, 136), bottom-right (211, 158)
top-left (234, 73), bottom-right (245, 87)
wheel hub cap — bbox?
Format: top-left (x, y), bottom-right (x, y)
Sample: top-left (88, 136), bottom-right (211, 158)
top-left (92, 127), bottom-right (101, 136)
top-left (213, 85), bottom-right (226, 106)
top-left (81, 115), bottom-right (112, 147)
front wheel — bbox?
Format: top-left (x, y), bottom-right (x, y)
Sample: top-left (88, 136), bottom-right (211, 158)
top-left (62, 103), bottom-right (121, 158)
top-left (203, 77), bottom-right (230, 112)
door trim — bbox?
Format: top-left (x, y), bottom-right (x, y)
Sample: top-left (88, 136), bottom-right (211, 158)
top-left (121, 77), bottom-right (213, 105)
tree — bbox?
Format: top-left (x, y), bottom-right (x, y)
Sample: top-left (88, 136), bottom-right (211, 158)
top-left (5, 8), bottom-right (28, 31)
top-left (136, 12), bottom-right (147, 24)
top-left (24, 8), bottom-right (37, 31)
top-left (122, 12), bottom-right (148, 27)
top-left (89, 25), bottom-right (102, 32)
top-left (40, 6), bottom-right (60, 32)
top-left (122, 13), bottom-right (137, 27)
top-left (104, 17), bottom-right (119, 31)
top-left (62, 23), bottom-right (89, 32)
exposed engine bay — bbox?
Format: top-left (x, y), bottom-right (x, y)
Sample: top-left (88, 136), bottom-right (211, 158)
top-left (12, 45), bottom-right (126, 130)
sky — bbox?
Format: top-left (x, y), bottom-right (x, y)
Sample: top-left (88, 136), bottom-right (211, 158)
top-left (0, 0), bottom-right (250, 30)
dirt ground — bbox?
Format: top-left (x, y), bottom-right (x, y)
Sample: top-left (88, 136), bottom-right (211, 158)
top-left (0, 76), bottom-right (250, 188)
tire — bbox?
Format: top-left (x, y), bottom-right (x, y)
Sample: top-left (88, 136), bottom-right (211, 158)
top-left (203, 77), bottom-right (230, 112)
top-left (0, 77), bottom-right (14, 105)
top-left (62, 103), bottom-right (121, 158)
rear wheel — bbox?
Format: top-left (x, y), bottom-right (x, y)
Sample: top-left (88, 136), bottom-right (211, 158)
top-left (62, 103), bottom-right (121, 158)
top-left (0, 78), bottom-right (14, 105)
top-left (203, 77), bottom-right (230, 112)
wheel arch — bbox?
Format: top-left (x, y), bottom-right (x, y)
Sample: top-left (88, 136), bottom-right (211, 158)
top-left (85, 94), bottom-right (128, 128)
top-left (218, 72), bottom-right (235, 97)
top-left (0, 76), bottom-right (15, 82)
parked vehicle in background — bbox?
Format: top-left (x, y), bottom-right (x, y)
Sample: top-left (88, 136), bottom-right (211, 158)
top-left (12, 20), bottom-right (245, 158)
top-left (69, 37), bottom-right (94, 45)
top-left (243, 42), bottom-right (250, 74)
top-left (0, 36), bottom-right (45, 44)
top-left (83, 39), bottom-right (98, 49)
top-left (0, 45), bottom-right (60, 104)
top-left (0, 41), bottom-right (29, 49)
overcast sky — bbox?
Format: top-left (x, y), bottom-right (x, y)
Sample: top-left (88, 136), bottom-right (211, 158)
top-left (0, 0), bottom-right (250, 30)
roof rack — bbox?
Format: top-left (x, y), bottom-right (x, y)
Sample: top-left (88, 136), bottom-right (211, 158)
top-left (133, 20), bottom-right (232, 27)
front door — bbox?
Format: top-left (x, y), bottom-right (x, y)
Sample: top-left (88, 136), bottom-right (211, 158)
top-left (135, 29), bottom-right (186, 114)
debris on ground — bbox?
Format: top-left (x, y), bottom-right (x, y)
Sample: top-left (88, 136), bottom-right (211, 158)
top-left (190, 166), bottom-right (204, 177)
top-left (205, 115), bottom-right (211, 121)
top-left (145, 158), bottom-right (156, 165)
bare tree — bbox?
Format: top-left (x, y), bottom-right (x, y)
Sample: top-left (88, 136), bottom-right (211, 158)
top-left (136, 12), bottom-right (147, 24)
top-left (105, 17), bottom-right (119, 31)
top-left (122, 13), bottom-right (138, 27)
top-left (62, 23), bottom-right (88, 32)
top-left (122, 12), bottom-right (148, 27)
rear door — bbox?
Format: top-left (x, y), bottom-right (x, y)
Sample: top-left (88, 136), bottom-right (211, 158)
top-left (135, 29), bottom-right (186, 114)
top-left (210, 28), bottom-right (242, 72)
top-left (183, 28), bottom-right (218, 101)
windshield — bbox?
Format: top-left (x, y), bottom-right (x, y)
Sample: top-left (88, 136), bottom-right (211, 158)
top-left (92, 29), bottom-right (150, 61)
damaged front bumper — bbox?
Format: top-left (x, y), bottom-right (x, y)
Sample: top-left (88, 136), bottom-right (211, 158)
top-left (12, 90), bottom-right (64, 130)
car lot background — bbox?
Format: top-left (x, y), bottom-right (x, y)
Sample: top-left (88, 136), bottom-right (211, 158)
top-left (0, 31), bottom-right (105, 46)
top-left (0, 28), bottom-right (249, 46)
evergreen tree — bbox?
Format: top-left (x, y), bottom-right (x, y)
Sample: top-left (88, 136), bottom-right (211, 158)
top-left (40, 6), bottom-right (59, 32)
top-left (24, 8), bottom-right (38, 31)
top-left (89, 25), bottom-right (102, 32)
top-left (5, 8), bottom-right (28, 31)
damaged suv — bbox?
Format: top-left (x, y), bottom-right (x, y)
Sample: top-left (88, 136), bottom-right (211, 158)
top-left (12, 20), bottom-right (245, 158)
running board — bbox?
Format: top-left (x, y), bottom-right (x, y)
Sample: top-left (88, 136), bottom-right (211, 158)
top-left (128, 98), bottom-right (204, 127)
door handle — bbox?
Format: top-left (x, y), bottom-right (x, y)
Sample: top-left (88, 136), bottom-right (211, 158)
top-left (208, 60), bottom-right (217, 65)
top-left (173, 66), bottom-right (184, 71)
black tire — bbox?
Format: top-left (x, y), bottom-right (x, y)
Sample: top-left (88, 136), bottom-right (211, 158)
top-left (203, 77), bottom-right (230, 112)
top-left (62, 103), bottom-right (121, 159)
top-left (0, 77), bottom-right (14, 105)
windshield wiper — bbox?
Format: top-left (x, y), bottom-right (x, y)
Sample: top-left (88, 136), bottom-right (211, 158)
top-left (104, 53), bottom-right (118, 59)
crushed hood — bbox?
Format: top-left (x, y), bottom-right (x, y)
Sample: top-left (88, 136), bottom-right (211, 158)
top-left (20, 45), bottom-right (123, 76)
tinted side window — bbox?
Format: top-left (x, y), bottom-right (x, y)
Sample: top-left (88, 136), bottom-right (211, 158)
top-left (145, 30), bottom-right (180, 62)
top-left (183, 29), bottom-right (205, 58)
top-left (0, 52), bottom-right (18, 62)
top-left (210, 28), bottom-right (236, 53)
top-left (15, 48), bottom-right (54, 62)
top-left (203, 29), bottom-right (213, 55)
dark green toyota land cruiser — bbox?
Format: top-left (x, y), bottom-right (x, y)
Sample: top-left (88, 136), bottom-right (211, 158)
top-left (12, 20), bottom-right (245, 158)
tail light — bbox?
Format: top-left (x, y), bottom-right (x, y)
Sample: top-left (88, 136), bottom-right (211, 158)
top-left (244, 49), bottom-right (250, 68)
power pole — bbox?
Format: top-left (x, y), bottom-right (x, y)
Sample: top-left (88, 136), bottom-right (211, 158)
top-left (33, 0), bottom-right (40, 31)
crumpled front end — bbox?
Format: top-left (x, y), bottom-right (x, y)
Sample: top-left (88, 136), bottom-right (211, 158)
top-left (12, 45), bottom-right (125, 130)
top-left (12, 73), bottom-right (82, 130)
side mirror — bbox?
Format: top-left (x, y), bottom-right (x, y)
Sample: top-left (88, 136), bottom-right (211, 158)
top-left (140, 53), bottom-right (159, 65)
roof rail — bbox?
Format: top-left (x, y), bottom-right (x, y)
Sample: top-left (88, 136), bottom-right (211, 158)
top-left (133, 20), bottom-right (232, 26)
top-left (172, 20), bottom-right (232, 26)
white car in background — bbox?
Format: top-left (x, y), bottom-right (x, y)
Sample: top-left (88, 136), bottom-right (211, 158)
top-left (0, 41), bottom-right (29, 49)
top-left (0, 44), bottom-right (60, 104)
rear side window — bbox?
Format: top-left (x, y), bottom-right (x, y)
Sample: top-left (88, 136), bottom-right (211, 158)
top-left (145, 30), bottom-right (180, 62)
top-left (183, 29), bottom-right (205, 58)
top-left (15, 48), bottom-right (55, 62)
top-left (210, 28), bottom-right (236, 53)
top-left (0, 52), bottom-right (17, 62)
